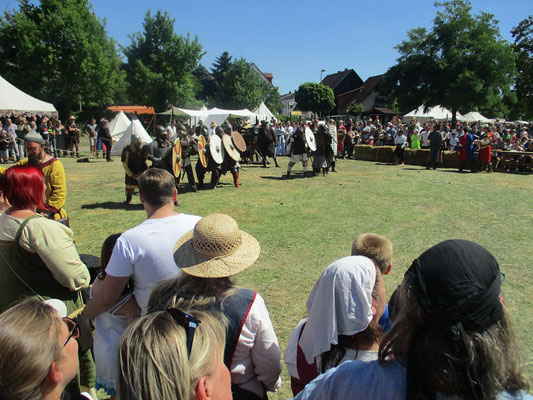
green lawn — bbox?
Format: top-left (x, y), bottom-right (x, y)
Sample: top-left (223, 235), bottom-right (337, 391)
top-left (57, 141), bottom-right (532, 398)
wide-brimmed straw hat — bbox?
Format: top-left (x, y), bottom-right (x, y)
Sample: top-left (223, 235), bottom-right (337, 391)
top-left (173, 213), bottom-right (260, 278)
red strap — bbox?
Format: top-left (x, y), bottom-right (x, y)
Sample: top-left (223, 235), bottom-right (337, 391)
top-left (229, 290), bottom-right (257, 367)
top-left (291, 321), bottom-right (319, 396)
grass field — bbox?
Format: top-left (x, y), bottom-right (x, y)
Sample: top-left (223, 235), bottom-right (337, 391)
top-left (54, 141), bottom-right (532, 398)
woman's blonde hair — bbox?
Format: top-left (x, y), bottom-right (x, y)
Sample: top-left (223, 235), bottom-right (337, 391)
top-left (117, 309), bottom-right (227, 400)
top-left (0, 298), bottom-right (63, 400)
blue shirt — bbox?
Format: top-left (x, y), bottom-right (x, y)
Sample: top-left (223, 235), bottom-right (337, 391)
top-left (293, 359), bottom-right (532, 400)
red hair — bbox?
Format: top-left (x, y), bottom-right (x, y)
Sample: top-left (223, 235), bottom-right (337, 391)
top-left (0, 166), bottom-right (45, 210)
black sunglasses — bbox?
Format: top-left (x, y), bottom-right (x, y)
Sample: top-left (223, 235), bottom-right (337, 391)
top-left (162, 308), bottom-right (201, 359)
top-left (62, 317), bottom-right (79, 347)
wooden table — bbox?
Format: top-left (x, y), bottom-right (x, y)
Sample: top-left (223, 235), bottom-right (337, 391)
top-left (491, 150), bottom-right (533, 171)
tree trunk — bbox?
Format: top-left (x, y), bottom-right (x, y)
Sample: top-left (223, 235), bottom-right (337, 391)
top-left (451, 106), bottom-right (457, 127)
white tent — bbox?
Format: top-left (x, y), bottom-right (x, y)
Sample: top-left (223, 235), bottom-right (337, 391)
top-left (404, 105), bottom-right (463, 122)
top-left (461, 111), bottom-right (491, 123)
top-left (160, 106), bottom-right (210, 127)
top-left (108, 111), bottom-right (131, 141)
top-left (0, 75), bottom-right (57, 117)
top-left (203, 108), bottom-right (257, 127)
top-left (252, 102), bottom-right (277, 123)
top-left (111, 118), bottom-right (152, 156)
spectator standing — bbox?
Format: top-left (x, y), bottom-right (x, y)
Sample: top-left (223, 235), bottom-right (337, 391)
top-left (427, 124), bottom-right (442, 169)
top-left (98, 118), bottom-right (113, 162)
top-left (83, 168), bottom-right (201, 318)
top-left (85, 118), bottom-right (98, 158)
top-left (65, 116), bottom-right (80, 157)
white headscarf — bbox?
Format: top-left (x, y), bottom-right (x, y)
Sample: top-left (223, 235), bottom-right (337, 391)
top-left (299, 255), bottom-right (376, 365)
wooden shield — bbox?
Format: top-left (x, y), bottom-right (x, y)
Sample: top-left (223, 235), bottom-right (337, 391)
top-left (223, 134), bottom-right (240, 161)
top-left (231, 131), bottom-right (246, 152)
top-left (209, 135), bottom-right (224, 164)
top-left (172, 138), bottom-right (182, 177)
top-left (198, 135), bottom-right (207, 168)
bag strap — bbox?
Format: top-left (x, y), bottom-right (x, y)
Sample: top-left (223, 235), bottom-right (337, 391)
top-left (14, 214), bottom-right (41, 243)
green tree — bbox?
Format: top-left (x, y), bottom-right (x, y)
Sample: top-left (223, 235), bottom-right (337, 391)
top-left (295, 83), bottom-right (335, 115)
top-left (0, 0), bottom-right (125, 117)
top-left (193, 64), bottom-right (216, 106)
top-left (261, 80), bottom-right (282, 114)
top-left (383, 0), bottom-right (516, 122)
top-left (211, 51), bottom-right (233, 83)
top-left (347, 102), bottom-right (365, 116)
top-left (123, 10), bottom-right (204, 111)
top-left (217, 58), bottom-right (263, 109)
top-left (511, 16), bottom-right (533, 119)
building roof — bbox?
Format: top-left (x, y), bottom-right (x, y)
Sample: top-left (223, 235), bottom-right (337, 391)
top-left (364, 107), bottom-right (397, 115)
top-left (347, 74), bottom-right (384, 104)
top-left (320, 69), bottom-right (354, 89)
top-left (279, 92), bottom-right (295, 101)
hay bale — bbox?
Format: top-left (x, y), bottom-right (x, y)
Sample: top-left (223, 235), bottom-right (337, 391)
top-left (354, 145), bottom-right (374, 161)
top-left (442, 151), bottom-right (460, 168)
top-left (375, 146), bottom-right (394, 162)
top-left (405, 149), bottom-right (429, 166)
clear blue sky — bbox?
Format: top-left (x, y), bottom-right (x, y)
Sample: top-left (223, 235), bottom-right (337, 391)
top-left (3, 0), bottom-right (531, 95)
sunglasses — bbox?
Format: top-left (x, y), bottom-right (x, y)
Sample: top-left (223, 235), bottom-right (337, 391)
top-left (162, 308), bottom-right (201, 359)
top-left (62, 317), bottom-right (79, 347)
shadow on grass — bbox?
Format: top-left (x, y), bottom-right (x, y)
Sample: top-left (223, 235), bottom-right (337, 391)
top-left (260, 174), bottom-right (308, 180)
top-left (81, 201), bottom-right (144, 211)
top-left (374, 162), bottom-right (398, 166)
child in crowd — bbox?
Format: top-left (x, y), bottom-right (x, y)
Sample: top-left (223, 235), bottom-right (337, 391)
top-left (90, 233), bottom-right (139, 397)
top-left (0, 131), bottom-right (10, 163)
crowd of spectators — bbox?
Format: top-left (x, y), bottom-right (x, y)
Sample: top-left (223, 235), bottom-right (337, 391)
top-left (0, 164), bottom-right (531, 400)
top-left (0, 114), bottom-right (114, 162)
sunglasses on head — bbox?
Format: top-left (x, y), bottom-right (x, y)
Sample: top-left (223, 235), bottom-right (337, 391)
top-left (62, 317), bottom-right (79, 347)
top-left (152, 308), bottom-right (201, 359)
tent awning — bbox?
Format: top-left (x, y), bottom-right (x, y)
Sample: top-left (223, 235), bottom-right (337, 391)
top-left (107, 106), bottom-right (155, 114)
top-left (160, 106), bottom-right (209, 118)
top-left (0, 75), bottom-right (57, 117)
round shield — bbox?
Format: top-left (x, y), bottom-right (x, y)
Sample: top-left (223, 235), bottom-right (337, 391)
top-left (223, 134), bottom-right (240, 162)
top-left (231, 131), bottom-right (246, 153)
top-left (209, 135), bottom-right (224, 164)
top-left (172, 138), bottom-right (182, 177)
top-left (305, 127), bottom-right (317, 152)
top-left (198, 135), bottom-right (207, 168)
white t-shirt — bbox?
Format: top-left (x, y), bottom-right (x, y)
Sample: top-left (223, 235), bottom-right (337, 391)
top-left (106, 213), bottom-right (201, 312)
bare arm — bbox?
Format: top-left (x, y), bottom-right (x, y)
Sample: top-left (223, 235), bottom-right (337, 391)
top-left (83, 274), bottom-right (131, 319)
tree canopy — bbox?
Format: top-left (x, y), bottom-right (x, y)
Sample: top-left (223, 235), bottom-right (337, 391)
top-left (123, 10), bottom-right (204, 111)
top-left (295, 83), bottom-right (335, 115)
top-left (383, 0), bottom-right (516, 121)
top-left (0, 0), bottom-right (124, 117)
top-left (511, 16), bottom-right (533, 119)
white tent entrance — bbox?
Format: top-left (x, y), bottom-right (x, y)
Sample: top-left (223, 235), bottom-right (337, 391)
top-left (404, 105), bottom-right (463, 122)
top-left (111, 118), bottom-right (153, 156)
top-left (108, 111), bottom-right (131, 142)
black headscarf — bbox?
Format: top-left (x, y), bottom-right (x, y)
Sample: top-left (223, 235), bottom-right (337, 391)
top-left (404, 239), bottom-right (503, 400)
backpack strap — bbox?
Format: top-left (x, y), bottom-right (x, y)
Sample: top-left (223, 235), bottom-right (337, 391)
top-left (14, 214), bottom-right (42, 244)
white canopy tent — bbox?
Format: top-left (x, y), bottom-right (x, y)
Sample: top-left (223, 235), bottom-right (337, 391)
top-left (461, 111), bottom-right (491, 123)
top-left (108, 111), bottom-right (131, 141)
top-left (404, 105), bottom-right (463, 122)
top-left (0, 75), bottom-right (57, 117)
top-left (251, 102), bottom-right (277, 123)
top-left (160, 106), bottom-right (210, 127)
top-left (111, 118), bottom-right (152, 156)
top-left (203, 108), bottom-right (257, 127)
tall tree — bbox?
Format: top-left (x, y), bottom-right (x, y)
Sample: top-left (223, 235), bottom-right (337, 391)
top-left (0, 0), bottom-right (125, 117)
top-left (511, 16), bottom-right (533, 119)
top-left (295, 83), bottom-right (335, 115)
top-left (193, 64), bottom-right (215, 106)
top-left (383, 0), bottom-right (515, 122)
top-left (123, 10), bottom-right (204, 111)
top-left (211, 51), bottom-right (233, 83)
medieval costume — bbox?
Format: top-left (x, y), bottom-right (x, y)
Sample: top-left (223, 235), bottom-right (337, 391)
top-left (121, 135), bottom-right (147, 203)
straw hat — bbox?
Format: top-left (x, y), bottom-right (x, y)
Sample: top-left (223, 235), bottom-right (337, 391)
top-left (173, 214), bottom-right (260, 278)
top-left (210, 121), bottom-right (216, 127)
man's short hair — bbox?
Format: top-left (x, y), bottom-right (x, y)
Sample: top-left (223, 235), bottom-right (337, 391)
top-left (138, 168), bottom-right (175, 207)
top-left (351, 233), bottom-right (393, 274)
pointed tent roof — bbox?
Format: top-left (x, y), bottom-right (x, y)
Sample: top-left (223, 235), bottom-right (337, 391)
top-left (462, 111), bottom-right (491, 123)
top-left (0, 75), bottom-right (57, 117)
top-left (108, 111), bottom-right (131, 141)
top-left (111, 118), bottom-right (152, 156)
top-left (404, 105), bottom-right (463, 122)
top-left (252, 102), bottom-right (277, 122)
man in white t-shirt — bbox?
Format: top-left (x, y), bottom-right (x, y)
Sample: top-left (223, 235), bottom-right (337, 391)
top-left (83, 168), bottom-right (201, 318)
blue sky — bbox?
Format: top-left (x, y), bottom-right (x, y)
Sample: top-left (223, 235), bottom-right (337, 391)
top-left (3, 0), bottom-right (531, 95)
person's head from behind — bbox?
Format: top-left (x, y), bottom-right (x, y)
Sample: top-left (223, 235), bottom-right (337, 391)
top-left (0, 165), bottom-right (45, 210)
top-left (351, 233), bottom-right (393, 275)
top-left (0, 298), bottom-right (79, 400)
top-left (301, 255), bottom-right (386, 372)
top-left (379, 239), bottom-right (529, 399)
top-left (98, 233), bottom-right (122, 280)
top-left (138, 168), bottom-right (176, 209)
top-left (117, 309), bottom-right (231, 400)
